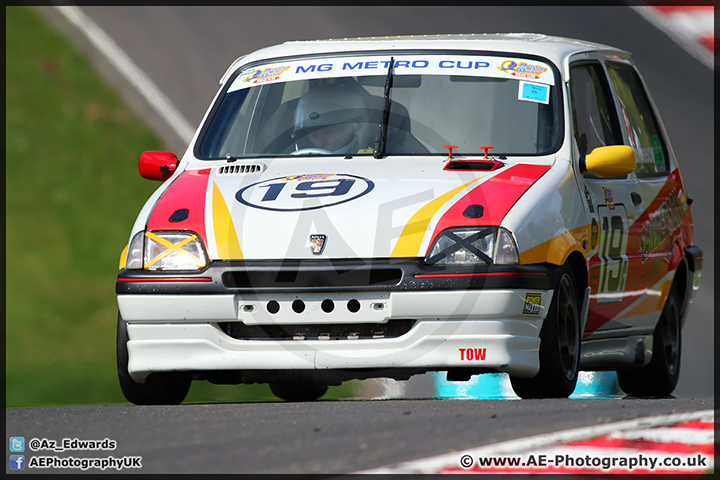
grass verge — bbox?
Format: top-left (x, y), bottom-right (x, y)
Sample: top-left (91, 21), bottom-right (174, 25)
top-left (6, 6), bottom-right (357, 406)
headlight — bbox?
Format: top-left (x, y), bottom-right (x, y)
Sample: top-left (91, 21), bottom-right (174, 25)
top-left (425, 227), bottom-right (519, 265)
top-left (124, 231), bottom-right (208, 271)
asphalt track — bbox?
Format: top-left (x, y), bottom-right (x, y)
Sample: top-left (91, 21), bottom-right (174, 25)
top-left (19, 5), bottom-right (715, 475)
top-left (6, 398), bottom-right (713, 474)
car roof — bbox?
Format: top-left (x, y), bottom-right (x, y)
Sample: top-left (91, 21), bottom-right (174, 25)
top-left (220, 33), bottom-right (631, 83)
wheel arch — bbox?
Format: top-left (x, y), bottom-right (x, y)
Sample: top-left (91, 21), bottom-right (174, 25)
top-left (563, 250), bottom-right (589, 338)
top-left (564, 250), bottom-right (589, 305)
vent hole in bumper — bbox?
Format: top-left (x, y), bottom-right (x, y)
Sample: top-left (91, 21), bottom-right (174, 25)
top-left (267, 300), bottom-right (280, 314)
top-left (321, 299), bottom-right (335, 313)
top-left (347, 299), bottom-right (360, 313)
top-left (292, 299), bottom-right (306, 313)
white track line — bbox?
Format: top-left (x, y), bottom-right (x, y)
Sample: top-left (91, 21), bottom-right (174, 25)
top-left (631, 5), bottom-right (714, 70)
top-left (54, 6), bottom-right (195, 143)
top-left (359, 409), bottom-right (714, 474)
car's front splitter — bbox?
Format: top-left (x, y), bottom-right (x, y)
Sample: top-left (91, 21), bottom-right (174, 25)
top-left (125, 316), bottom-right (543, 383)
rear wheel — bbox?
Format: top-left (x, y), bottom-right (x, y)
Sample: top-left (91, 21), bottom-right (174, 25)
top-left (117, 313), bottom-right (191, 405)
top-left (618, 286), bottom-right (681, 397)
top-left (269, 381), bottom-right (328, 402)
top-left (510, 265), bottom-right (580, 398)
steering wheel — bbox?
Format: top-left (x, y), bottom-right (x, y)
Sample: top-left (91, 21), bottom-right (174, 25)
top-left (290, 148), bottom-right (333, 155)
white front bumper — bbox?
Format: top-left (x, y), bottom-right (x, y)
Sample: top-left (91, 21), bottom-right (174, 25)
top-left (118, 289), bottom-right (551, 381)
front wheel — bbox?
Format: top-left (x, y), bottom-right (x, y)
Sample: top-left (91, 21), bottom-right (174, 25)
top-left (510, 265), bottom-right (581, 398)
top-left (618, 286), bottom-right (681, 397)
top-left (117, 312), bottom-right (191, 405)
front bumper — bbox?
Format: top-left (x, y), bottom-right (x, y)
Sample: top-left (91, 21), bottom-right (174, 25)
top-left (117, 259), bottom-right (558, 382)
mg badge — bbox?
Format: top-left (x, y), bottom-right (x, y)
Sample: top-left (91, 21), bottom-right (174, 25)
top-left (310, 234), bottom-right (327, 255)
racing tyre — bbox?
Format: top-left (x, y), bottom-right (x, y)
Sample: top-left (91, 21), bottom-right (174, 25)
top-left (618, 286), bottom-right (681, 397)
top-left (269, 381), bottom-right (329, 402)
top-left (510, 265), bottom-right (580, 398)
top-left (117, 313), bottom-right (192, 405)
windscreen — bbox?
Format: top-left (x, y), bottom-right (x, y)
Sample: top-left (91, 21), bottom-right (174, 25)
top-left (197, 54), bottom-right (561, 159)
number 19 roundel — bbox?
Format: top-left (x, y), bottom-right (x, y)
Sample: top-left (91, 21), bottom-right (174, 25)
top-left (235, 174), bottom-right (374, 211)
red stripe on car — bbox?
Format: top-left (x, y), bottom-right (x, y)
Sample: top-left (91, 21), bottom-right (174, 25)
top-left (146, 169), bottom-right (211, 246)
top-left (427, 164), bottom-right (551, 252)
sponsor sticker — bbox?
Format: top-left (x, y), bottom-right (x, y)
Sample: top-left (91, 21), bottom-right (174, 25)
top-left (239, 65), bottom-right (291, 84)
top-left (638, 188), bottom-right (684, 263)
top-left (602, 186), bottom-right (615, 210)
top-left (522, 293), bottom-right (542, 314)
top-left (498, 60), bottom-right (548, 79)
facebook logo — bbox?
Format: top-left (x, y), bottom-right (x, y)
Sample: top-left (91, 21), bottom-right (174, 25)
top-left (9, 455), bottom-right (25, 470)
top-left (9, 437), bottom-right (25, 452)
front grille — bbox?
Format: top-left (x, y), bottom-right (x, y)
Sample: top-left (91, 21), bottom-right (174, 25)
top-left (222, 267), bottom-right (403, 289)
top-left (219, 319), bottom-right (416, 341)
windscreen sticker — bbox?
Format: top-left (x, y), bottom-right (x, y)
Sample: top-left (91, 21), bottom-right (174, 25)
top-left (229, 55), bottom-right (555, 92)
top-left (239, 66), bottom-right (292, 84)
top-left (497, 60), bottom-right (548, 80)
top-left (518, 81), bottom-right (550, 104)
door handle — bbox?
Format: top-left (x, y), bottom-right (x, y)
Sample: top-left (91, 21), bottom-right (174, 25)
top-left (631, 192), bottom-right (642, 208)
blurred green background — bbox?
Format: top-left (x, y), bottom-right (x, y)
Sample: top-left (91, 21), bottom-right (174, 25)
top-left (6, 6), bottom-right (357, 407)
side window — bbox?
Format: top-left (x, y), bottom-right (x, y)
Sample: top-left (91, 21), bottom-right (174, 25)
top-left (607, 63), bottom-right (669, 177)
top-left (569, 63), bottom-right (623, 158)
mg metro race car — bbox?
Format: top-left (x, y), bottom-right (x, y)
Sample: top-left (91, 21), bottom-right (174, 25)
top-left (116, 34), bottom-right (702, 404)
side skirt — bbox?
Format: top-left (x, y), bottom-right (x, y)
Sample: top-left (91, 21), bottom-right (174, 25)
top-left (579, 335), bottom-right (652, 370)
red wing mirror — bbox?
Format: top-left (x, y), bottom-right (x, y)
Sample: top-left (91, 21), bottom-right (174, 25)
top-left (139, 151), bottom-right (179, 181)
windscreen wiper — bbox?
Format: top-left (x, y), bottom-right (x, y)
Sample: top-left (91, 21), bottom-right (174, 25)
top-left (373, 57), bottom-right (395, 159)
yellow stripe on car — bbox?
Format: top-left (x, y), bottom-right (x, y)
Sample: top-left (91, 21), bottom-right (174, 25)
top-left (212, 181), bottom-right (244, 259)
top-left (518, 224), bottom-right (591, 265)
top-left (391, 179), bottom-right (482, 258)
top-left (119, 244), bottom-right (128, 270)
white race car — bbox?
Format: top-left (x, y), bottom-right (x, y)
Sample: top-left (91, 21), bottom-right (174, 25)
top-left (117, 34), bottom-right (702, 403)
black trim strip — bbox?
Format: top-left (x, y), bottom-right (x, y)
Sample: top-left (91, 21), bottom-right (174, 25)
top-left (117, 259), bottom-right (558, 295)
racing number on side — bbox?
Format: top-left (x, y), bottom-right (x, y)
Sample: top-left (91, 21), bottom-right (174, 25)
top-left (596, 205), bottom-right (629, 303)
